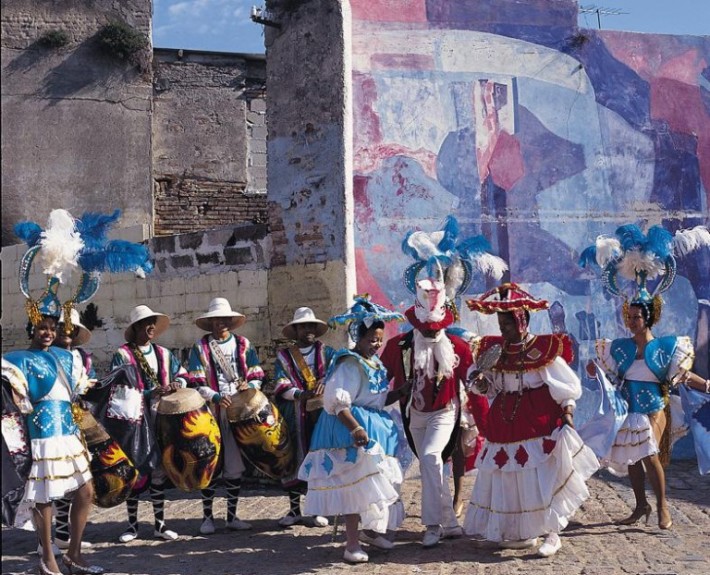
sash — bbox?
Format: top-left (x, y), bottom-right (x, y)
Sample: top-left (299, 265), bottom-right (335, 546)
top-left (288, 345), bottom-right (317, 391)
top-left (208, 338), bottom-right (240, 384)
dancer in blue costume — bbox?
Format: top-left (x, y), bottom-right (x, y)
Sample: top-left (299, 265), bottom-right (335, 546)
top-left (580, 224), bottom-right (710, 530)
top-left (298, 296), bottom-right (410, 563)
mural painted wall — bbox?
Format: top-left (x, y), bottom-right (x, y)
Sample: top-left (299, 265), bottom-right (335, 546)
top-left (349, 0), bottom-right (709, 452)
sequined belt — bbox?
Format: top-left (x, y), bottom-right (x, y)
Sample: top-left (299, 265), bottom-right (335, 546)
top-left (622, 380), bottom-right (665, 415)
top-left (26, 400), bottom-right (78, 440)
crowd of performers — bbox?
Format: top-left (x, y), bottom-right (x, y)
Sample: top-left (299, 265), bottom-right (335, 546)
top-left (2, 211), bottom-right (709, 573)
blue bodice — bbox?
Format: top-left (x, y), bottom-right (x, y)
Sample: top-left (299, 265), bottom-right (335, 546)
top-left (610, 336), bottom-right (678, 384)
top-left (325, 349), bottom-right (389, 394)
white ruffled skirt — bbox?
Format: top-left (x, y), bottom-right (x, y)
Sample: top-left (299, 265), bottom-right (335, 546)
top-left (24, 434), bottom-right (92, 504)
top-left (464, 426), bottom-right (599, 541)
top-left (601, 412), bottom-right (659, 475)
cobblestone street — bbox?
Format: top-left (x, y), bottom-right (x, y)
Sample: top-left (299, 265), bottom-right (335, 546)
top-left (2, 460), bottom-right (708, 575)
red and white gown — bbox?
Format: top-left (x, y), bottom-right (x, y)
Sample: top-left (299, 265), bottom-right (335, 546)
top-left (463, 334), bottom-right (599, 542)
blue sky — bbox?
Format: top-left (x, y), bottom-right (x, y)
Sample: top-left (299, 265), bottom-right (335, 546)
top-left (152, 0), bottom-right (709, 55)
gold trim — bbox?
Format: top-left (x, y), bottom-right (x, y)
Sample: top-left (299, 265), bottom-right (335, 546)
top-left (307, 471), bottom-right (381, 491)
top-left (28, 466), bottom-right (91, 481)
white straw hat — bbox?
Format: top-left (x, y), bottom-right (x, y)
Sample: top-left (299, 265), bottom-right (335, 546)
top-left (282, 307), bottom-right (328, 340)
top-left (195, 298), bottom-right (246, 332)
top-left (124, 305), bottom-right (170, 341)
top-left (58, 308), bottom-right (91, 347)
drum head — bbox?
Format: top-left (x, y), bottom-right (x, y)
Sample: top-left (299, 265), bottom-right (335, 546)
top-left (226, 388), bottom-right (268, 423)
top-left (157, 388), bottom-right (205, 415)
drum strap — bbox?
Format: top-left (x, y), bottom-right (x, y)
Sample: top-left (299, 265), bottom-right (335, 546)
top-left (128, 343), bottom-right (160, 390)
top-left (209, 338), bottom-right (240, 383)
top-left (288, 345), bottom-right (317, 391)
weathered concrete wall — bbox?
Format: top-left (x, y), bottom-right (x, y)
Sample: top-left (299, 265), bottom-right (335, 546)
top-left (1, 223), bottom-right (273, 376)
top-left (152, 49), bottom-right (268, 235)
top-left (264, 0), bottom-right (355, 346)
top-left (1, 0), bottom-right (154, 245)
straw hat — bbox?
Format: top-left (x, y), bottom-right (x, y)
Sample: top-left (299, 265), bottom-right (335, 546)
top-left (282, 307), bottom-right (328, 340)
top-left (58, 308), bottom-right (92, 347)
top-left (195, 298), bottom-right (246, 332)
top-left (124, 305), bottom-right (170, 341)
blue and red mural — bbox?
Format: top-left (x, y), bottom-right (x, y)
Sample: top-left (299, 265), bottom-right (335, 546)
top-left (349, 0), bottom-right (709, 452)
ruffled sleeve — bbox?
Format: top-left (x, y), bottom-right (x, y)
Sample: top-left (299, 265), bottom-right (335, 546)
top-left (323, 356), bottom-right (362, 415)
top-left (1, 358), bottom-right (33, 414)
top-left (539, 356), bottom-right (582, 408)
top-left (668, 336), bottom-right (695, 385)
top-left (594, 338), bottom-right (619, 379)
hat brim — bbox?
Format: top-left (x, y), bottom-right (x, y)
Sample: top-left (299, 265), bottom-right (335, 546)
top-left (282, 319), bottom-right (329, 340)
top-left (71, 324), bottom-right (92, 347)
top-left (195, 312), bottom-right (246, 332)
top-left (466, 300), bottom-right (549, 314)
top-left (125, 313), bottom-right (170, 342)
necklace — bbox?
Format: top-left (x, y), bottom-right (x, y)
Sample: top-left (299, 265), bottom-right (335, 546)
top-left (499, 336), bottom-right (530, 423)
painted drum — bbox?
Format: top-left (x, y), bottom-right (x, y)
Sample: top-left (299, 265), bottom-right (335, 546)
top-left (156, 388), bottom-right (221, 491)
top-left (77, 408), bottom-right (138, 508)
top-left (226, 389), bottom-right (294, 480)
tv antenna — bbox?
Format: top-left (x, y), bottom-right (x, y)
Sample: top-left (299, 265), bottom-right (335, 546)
top-left (579, 5), bottom-right (628, 30)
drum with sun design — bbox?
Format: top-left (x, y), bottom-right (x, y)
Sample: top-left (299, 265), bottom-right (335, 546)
top-left (77, 408), bottom-right (138, 508)
top-left (226, 388), bottom-right (294, 480)
top-left (156, 388), bottom-right (221, 491)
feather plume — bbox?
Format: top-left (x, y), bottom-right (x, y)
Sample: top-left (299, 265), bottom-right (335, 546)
top-left (14, 221), bottom-right (43, 247)
top-left (645, 225), bottom-right (673, 259)
top-left (79, 240), bottom-right (152, 275)
top-left (438, 216), bottom-right (459, 253)
top-left (594, 236), bottom-right (621, 267)
top-left (472, 253), bottom-right (508, 280)
top-left (401, 231), bottom-right (420, 260)
top-left (617, 250), bottom-right (665, 280)
top-left (38, 209), bottom-right (84, 283)
top-left (457, 236), bottom-right (492, 260)
top-left (578, 245), bottom-right (597, 268)
top-left (407, 231), bottom-right (444, 261)
top-left (76, 210), bottom-right (121, 250)
top-left (616, 224), bottom-right (646, 252)
top-left (444, 259), bottom-right (466, 301)
top-left (672, 226), bottom-right (710, 257)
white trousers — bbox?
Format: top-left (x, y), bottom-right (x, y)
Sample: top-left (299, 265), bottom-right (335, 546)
top-left (408, 404), bottom-right (459, 528)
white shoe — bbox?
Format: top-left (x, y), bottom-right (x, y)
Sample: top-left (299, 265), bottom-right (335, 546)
top-left (118, 530), bottom-right (138, 543)
top-left (154, 528), bottom-right (178, 540)
top-left (499, 537), bottom-right (540, 550)
top-left (37, 542), bottom-right (62, 557)
top-left (311, 515), bottom-right (329, 527)
top-left (537, 534), bottom-right (561, 557)
top-left (199, 518), bottom-right (216, 535)
top-left (343, 547), bottom-right (369, 563)
top-left (422, 526), bottom-right (442, 548)
top-left (359, 531), bottom-right (394, 550)
top-left (226, 518), bottom-right (252, 531)
top-left (278, 514), bottom-right (303, 527)
top-left (55, 538), bottom-right (93, 550)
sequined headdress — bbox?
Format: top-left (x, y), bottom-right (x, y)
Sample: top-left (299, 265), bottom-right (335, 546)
top-left (465, 282), bottom-right (548, 333)
top-left (578, 224), bottom-right (709, 322)
top-left (15, 209), bottom-right (153, 333)
top-left (401, 216), bottom-right (507, 326)
top-left (328, 294), bottom-right (405, 343)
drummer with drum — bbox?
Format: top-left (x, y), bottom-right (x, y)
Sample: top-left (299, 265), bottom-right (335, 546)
top-left (187, 297), bottom-right (265, 535)
top-left (273, 307), bottom-right (336, 528)
top-left (111, 305), bottom-right (191, 544)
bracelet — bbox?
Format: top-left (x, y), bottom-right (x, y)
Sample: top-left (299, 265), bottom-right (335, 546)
top-left (705, 379), bottom-right (710, 394)
top-left (350, 425), bottom-right (364, 436)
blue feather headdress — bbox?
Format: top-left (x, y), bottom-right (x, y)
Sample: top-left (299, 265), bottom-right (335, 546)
top-left (579, 223), bottom-right (710, 306)
top-left (328, 294), bottom-right (405, 343)
top-left (14, 209), bottom-right (153, 331)
top-left (402, 216), bottom-right (507, 320)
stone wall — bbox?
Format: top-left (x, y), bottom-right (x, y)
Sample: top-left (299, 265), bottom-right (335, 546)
top-left (152, 49), bottom-right (268, 236)
top-left (1, 0), bottom-right (154, 245)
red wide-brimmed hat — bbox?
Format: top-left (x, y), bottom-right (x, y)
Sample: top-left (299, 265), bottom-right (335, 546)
top-left (465, 282), bottom-right (549, 314)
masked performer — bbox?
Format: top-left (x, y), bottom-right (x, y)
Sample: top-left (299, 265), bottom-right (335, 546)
top-left (187, 297), bottom-right (265, 534)
top-left (111, 305), bottom-right (190, 543)
top-left (463, 283), bottom-right (599, 557)
top-left (580, 224), bottom-right (710, 530)
top-left (273, 307), bottom-right (335, 527)
top-left (380, 217), bottom-right (502, 547)
top-left (298, 296), bottom-right (407, 563)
